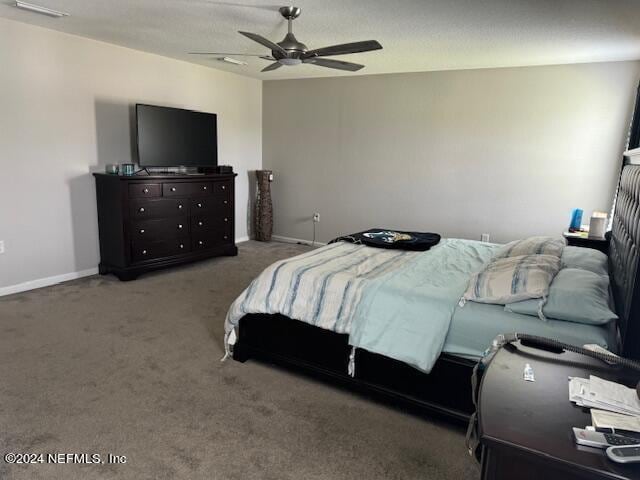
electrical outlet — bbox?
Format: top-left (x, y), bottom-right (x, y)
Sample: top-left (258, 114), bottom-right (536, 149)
top-left (0, 240), bottom-right (4, 254)
top-left (481, 233), bottom-right (490, 243)
top-left (313, 213), bottom-right (320, 223)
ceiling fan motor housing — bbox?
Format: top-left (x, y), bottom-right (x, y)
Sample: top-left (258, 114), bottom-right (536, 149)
top-left (274, 7), bottom-right (306, 65)
top-left (274, 33), bottom-right (307, 65)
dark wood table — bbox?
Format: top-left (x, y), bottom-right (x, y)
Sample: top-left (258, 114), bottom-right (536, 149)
top-left (563, 232), bottom-right (609, 254)
top-left (478, 341), bottom-right (640, 480)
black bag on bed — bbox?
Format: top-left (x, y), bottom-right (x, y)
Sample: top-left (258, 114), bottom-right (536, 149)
top-left (330, 228), bottom-right (441, 251)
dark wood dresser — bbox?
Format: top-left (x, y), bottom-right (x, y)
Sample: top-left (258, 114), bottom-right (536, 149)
top-left (94, 173), bottom-right (238, 280)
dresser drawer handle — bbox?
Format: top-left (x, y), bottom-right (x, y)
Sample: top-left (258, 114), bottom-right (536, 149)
top-left (221, 185), bottom-right (226, 190)
top-left (198, 240), bottom-right (204, 246)
top-left (178, 224), bottom-right (183, 229)
top-left (198, 221), bottom-right (203, 226)
top-left (224, 218), bottom-right (229, 222)
top-left (139, 207), bottom-right (145, 213)
top-left (143, 188), bottom-right (149, 194)
top-left (197, 203), bottom-right (202, 208)
top-left (178, 204), bottom-right (183, 210)
top-left (224, 235), bottom-right (228, 240)
top-left (139, 229), bottom-right (145, 234)
top-left (142, 249), bottom-right (147, 255)
top-left (203, 186), bottom-right (207, 190)
top-left (223, 200), bottom-right (228, 205)
top-left (179, 243), bottom-right (185, 249)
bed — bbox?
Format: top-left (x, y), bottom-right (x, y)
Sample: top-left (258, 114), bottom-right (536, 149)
top-left (225, 164), bottom-right (640, 421)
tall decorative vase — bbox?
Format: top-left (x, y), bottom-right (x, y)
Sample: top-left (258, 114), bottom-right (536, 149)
top-left (255, 170), bottom-right (273, 242)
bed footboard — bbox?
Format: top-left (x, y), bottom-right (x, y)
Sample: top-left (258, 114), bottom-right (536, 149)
top-left (233, 313), bottom-right (477, 422)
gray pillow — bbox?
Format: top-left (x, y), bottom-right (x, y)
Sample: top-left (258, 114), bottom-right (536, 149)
top-left (561, 246), bottom-right (608, 276)
top-left (495, 236), bottom-right (565, 259)
top-left (504, 268), bottom-right (617, 325)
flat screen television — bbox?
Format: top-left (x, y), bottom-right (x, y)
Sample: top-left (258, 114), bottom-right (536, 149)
top-left (136, 104), bottom-right (218, 168)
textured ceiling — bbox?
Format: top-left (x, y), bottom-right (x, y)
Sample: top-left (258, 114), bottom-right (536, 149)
top-left (1, 0), bottom-right (640, 80)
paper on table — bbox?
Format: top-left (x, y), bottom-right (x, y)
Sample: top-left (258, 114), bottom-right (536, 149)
top-left (588, 376), bottom-right (640, 416)
top-left (568, 376), bottom-right (640, 416)
top-left (569, 377), bottom-right (589, 406)
top-left (591, 409), bottom-right (640, 433)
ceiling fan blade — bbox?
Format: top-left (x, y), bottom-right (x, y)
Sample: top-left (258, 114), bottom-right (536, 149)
top-left (188, 52), bottom-right (269, 56)
top-left (303, 40), bottom-right (382, 59)
top-left (304, 58), bottom-right (364, 72)
top-left (260, 56), bottom-right (275, 61)
top-left (239, 31), bottom-right (288, 56)
top-left (261, 62), bottom-right (283, 72)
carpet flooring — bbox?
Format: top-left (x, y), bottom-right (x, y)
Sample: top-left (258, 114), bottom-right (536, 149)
top-left (0, 241), bottom-right (479, 480)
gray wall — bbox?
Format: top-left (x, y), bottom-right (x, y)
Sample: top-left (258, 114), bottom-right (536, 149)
top-left (263, 61), bottom-right (640, 244)
top-left (0, 17), bottom-right (262, 291)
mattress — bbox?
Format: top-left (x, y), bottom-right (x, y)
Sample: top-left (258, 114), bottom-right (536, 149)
top-left (443, 300), bottom-right (618, 360)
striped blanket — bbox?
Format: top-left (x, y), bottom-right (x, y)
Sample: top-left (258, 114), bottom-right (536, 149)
top-left (224, 239), bottom-right (498, 372)
top-left (224, 242), bottom-right (419, 351)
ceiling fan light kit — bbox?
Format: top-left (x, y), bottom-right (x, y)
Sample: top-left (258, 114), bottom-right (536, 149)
top-left (278, 58), bottom-right (302, 66)
top-left (190, 6), bottom-right (383, 73)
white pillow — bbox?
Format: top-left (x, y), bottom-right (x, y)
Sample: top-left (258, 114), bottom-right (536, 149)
top-left (462, 254), bottom-right (562, 305)
top-left (495, 236), bottom-right (566, 259)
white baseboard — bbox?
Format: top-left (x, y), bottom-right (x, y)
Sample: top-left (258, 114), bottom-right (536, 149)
top-left (0, 267), bottom-right (99, 297)
top-left (271, 234), bottom-right (326, 246)
top-left (0, 235), bottom-right (301, 297)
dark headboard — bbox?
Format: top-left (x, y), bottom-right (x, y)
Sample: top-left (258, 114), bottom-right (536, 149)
top-left (609, 164), bottom-right (640, 358)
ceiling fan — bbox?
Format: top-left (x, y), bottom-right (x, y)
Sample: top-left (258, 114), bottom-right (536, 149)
top-left (189, 6), bottom-right (383, 72)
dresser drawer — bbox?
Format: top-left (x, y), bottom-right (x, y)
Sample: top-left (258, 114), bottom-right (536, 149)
top-left (131, 237), bottom-right (190, 262)
top-left (131, 216), bottom-right (189, 239)
top-left (130, 198), bottom-right (187, 219)
top-left (212, 181), bottom-right (231, 196)
top-left (191, 214), bottom-right (231, 233)
top-left (190, 196), bottom-right (230, 214)
top-left (163, 182), bottom-right (212, 197)
top-left (192, 228), bottom-right (232, 251)
top-left (129, 183), bottom-right (161, 198)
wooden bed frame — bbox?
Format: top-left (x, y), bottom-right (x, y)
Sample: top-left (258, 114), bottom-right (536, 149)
top-left (232, 164), bottom-right (640, 422)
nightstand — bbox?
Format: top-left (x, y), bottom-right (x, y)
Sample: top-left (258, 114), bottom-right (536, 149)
top-left (477, 342), bottom-right (640, 480)
top-left (563, 232), bottom-right (609, 255)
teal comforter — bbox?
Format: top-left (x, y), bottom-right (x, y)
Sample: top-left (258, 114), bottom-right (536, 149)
top-left (350, 239), bottom-right (498, 372)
